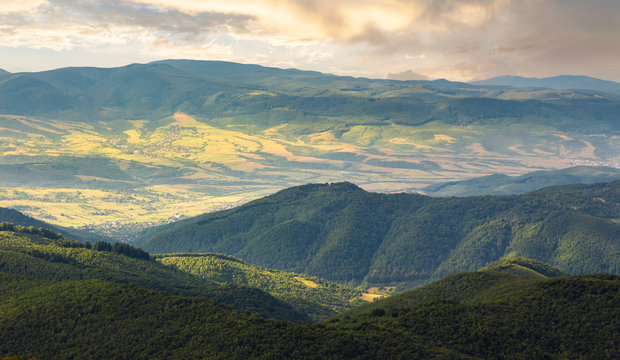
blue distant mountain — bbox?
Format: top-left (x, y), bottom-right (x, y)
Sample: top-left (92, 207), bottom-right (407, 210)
top-left (0, 68), bottom-right (9, 75)
top-left (423, 166), bottom-right (620, 196)
top-left (473, 75), bottom-right (620, 95)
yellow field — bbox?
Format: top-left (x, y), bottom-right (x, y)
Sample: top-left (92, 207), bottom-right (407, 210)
top-left (1, 112), bottom-right (614, 237)
top-left (0, 185), bottom-right (274, 230)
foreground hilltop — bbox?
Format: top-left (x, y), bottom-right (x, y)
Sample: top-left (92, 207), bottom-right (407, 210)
top-left (138, 180), bottom-right (620, 288)
top-left (1, 247), bottom-right (618, 359)
top-left (0, 228), bottom-right (308, 322)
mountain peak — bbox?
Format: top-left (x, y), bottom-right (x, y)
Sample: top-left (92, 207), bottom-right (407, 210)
top-left (480, 257), bottom-right (568, 278)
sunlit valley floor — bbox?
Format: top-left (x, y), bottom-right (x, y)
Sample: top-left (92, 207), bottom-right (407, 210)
top-left (1, 61), bottom-right (619, 240)
top-left (1, 111), bottom-right (618, 240)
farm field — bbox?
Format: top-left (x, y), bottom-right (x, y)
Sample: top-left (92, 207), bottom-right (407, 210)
top-left (2, 111), bottom-right (617, 238)
top-left (0, 61), bottom-right (618, 238)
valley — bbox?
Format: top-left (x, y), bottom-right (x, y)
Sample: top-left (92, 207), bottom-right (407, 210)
top-left (0, 60), bottom-right (619, 359)
top-left (1, 61), bottom-right (619, 238)
top-left (2, 0), bottom-right (620, 357)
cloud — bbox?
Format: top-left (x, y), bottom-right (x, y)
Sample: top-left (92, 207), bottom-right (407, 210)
top-left (0, 0), bottom-right (47, 14)
top-left (0, 0), bottom-right (253, 50)
top-left (0, 0), bottom-right (618, 81)
top-left (386, 70), bottom-right (429, 81)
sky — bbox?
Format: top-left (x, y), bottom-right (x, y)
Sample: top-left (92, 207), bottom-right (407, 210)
top-left (0, 0), bottom-right (618, 82)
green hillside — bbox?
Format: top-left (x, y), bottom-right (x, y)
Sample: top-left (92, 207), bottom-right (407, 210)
top-left (344, 257), bottom-right (567, 315)
top-left (325, 271), bottom-right (620, 360)
top-left (0, 207), bottom-right (113, 243)
top-left (0, 273), bottom-right (312, 360)
top-left (0, 60), bottom-right (618, 238)
top-left (155, 253), bottom-right (365, 321)
top-left (3, 60), bottom-right (618, 126)
top-left (0, 229), bottom-right (308, 322)
top-left (1, 260), bottom-right (618, 359)
top-left (139, 180), bottom-right (620, 288)
top-left (423, 166), bottom-right (620, 196)
top-left (479, 257), bottom-right (568, 278)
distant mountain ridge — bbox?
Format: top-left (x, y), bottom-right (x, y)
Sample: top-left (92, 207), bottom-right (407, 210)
top-left (138, 180), bottom-right (620, 289)
top-left (423, 166), bottom-right (620, 196)
top-left (0, 60), bottom-right (618, 125)
top-left (473, 75), bottom-right (620, 94)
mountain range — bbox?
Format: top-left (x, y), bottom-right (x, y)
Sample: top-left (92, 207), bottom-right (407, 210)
top-left (1, 60), bottom-right (618, 237)
top-left (0, 59), bottom-right (619, 359)
top-left (474, 75), bottom-right (620, 95)
top-left (138, 180), bottom-right (620, 289)
top-left (423, 165), bottom-right (620, 196)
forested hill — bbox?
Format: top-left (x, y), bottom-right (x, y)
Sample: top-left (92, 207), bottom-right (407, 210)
top-left (0, 60), bottom-right (618, 132)
top-left (155, 253), bottom-right (365, 321)
top-left (2, 259), bottom-right (618, 359)
top-left (0, 207), bottom-right (112, 243)
top-left (0, 229), bottom-right (308, 322)
top-left (138, 180), bottom-right (620, 288)
top-left (322, 271), bottom-right (620, 360)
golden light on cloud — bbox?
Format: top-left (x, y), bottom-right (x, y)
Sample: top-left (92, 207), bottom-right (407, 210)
top-left (0, 0), bottom-right (48, 14)
top-left (452, 3), bottom-right (493, 27)
top-left (0, 0), bottom-right (617, 82)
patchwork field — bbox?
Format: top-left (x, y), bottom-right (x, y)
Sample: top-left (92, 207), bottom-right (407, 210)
top-left (1, 110), bottom-right (618, 239)
top-left (0, 60), bottom-right (618, 239)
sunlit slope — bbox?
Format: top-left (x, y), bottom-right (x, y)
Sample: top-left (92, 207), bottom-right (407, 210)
top-left (139, 181), bottom-right (620, 288)
top-left (156, 253), bottom-right (366, 321)
top-left (479, 257), bottom-right (568, 278)
top-left (0, 229), bottom-right (308, 322)
top-left (0, 60), bottom-right (618, 232)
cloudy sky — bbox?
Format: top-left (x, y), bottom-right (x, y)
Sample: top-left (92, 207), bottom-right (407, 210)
top-left (1, 0), bottom-right (618, 81)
